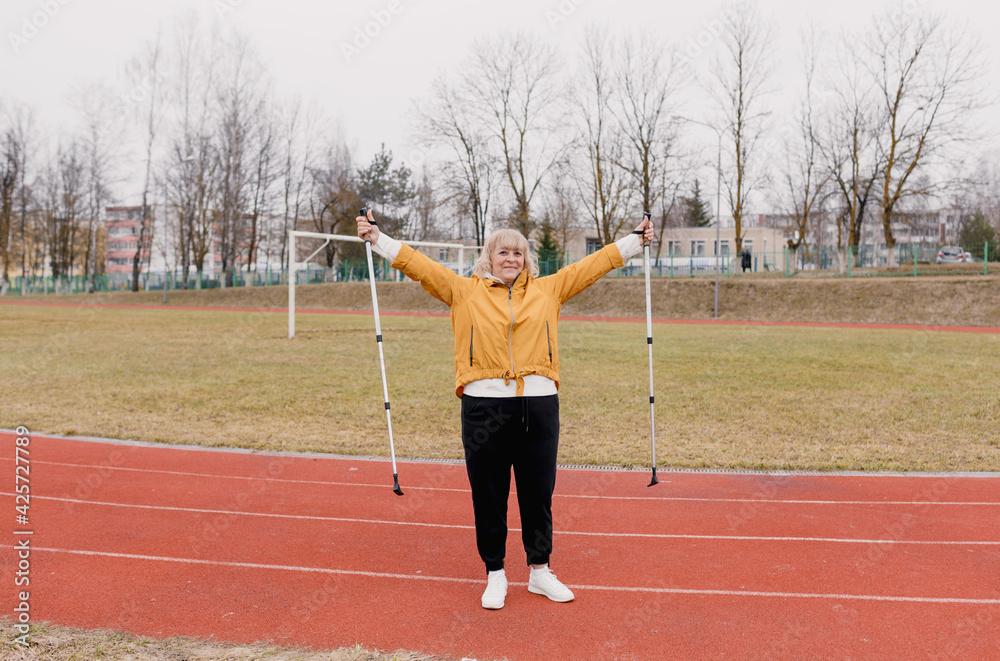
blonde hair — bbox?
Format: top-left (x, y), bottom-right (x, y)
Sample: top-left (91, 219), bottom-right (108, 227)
top-left (473, 228), bottom-right (539, 280)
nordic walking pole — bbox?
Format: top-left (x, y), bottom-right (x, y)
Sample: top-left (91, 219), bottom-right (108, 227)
top-left (361, 207), bottom-right (403, 496)
top-left (639, 211), bottom-right (658, 487)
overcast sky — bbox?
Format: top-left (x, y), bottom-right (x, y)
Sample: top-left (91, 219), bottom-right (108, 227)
top-left (2, 0), bottom-right (998, 204)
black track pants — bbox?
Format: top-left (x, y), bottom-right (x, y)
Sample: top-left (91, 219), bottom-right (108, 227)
top-left (461, 394), bottom-right (560, 573)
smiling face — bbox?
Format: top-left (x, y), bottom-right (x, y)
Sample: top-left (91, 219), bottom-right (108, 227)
top-left (491, 244), bottom-right (524, 286)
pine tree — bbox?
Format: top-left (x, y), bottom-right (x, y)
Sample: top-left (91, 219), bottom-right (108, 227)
top-left (958, 210), bottom-right (996, 260)
top-left (682, 179), bottom-right (713, 228)
top-left (356, 143), bottom-right (414, 238)
top-left (536, 217), bottom-right (561, 275)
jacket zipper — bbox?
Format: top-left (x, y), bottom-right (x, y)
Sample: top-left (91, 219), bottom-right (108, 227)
top-left (469, 325), bottom-right (474, 366)
top-left (546, 321), bottom-right (552, 364)
top-left (507, 284), bottom-right (516, 375)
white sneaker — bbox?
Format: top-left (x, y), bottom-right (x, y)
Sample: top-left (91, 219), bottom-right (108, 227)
top-left (481, 569), bottom-right (507, 609)
top-left (528, 567), bottom-right (575, 602)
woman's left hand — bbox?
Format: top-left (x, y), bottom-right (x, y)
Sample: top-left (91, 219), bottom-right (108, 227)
top-left (634, 216), bottom-right (655, 246)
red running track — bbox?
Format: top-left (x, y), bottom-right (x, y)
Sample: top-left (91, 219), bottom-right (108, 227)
top-left (2, 431), bottom-right (999, 660)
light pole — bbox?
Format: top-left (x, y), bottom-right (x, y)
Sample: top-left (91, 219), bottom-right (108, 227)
top-left (673, 116), bottom-right (724, 318)
top-left (712, 137), bottom-right (722, 318)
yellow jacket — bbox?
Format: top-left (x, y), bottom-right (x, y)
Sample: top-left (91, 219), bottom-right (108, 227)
top-left (391, 243), bottom-right (626, 397)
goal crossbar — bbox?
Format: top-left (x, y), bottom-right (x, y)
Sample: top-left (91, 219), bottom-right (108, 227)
top-left (288, 230), bottom-right (473, 338)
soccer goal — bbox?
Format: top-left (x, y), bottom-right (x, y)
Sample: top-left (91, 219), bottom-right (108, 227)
top-left (288, 230), bottom-right (476, 338)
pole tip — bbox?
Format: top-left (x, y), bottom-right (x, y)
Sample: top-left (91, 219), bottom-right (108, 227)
top-left (647, 467), bottom-right (659, 487)
top-left (393, 474), bottom-right (404, 496)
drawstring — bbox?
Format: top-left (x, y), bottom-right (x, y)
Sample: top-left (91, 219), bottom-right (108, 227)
top-left (502, 370), bottom-right (526, 397)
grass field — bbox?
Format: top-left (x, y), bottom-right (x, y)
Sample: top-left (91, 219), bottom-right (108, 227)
top-left (2, 302), bottom-right (998, 472)
top-left (16, 271), bottom-right (1000, 327)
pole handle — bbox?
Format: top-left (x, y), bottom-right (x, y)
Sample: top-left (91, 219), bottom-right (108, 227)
top-left (360, 207), bottom-right (378, 245)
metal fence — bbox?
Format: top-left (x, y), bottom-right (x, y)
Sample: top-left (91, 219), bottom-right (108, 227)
top-left (621, 241), bottom-right (996, 279)
top-left (4, 242), bottom-right (996, 296)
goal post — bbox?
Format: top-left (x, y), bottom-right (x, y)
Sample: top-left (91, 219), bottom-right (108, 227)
top-left (288, 230), bottom-right (476, 338)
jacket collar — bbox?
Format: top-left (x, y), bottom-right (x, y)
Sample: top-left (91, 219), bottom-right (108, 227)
top-left (483, 269), bottom-right (528, 290)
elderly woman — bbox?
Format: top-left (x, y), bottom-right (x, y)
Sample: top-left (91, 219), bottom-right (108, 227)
top-left (357, 211), bottom-right (653, 609)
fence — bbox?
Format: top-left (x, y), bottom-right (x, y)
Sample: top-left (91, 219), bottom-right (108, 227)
top-left (781, 241), bottom-right (995, 278)
top-left (4, 242), bottom-right (996, 296)
top-left (621, 241), bottom-right (996, 279)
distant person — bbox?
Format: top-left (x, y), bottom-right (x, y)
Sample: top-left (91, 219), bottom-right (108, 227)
top-left (357, 211), bottom-right (654, 609)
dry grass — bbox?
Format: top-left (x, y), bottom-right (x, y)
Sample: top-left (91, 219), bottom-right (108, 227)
top-left (0, 619), bottom-right (452, 661)
top-left (2, 301), bottom-right (998, 471)
top-left (17, 269), bottom-right (1000, 326)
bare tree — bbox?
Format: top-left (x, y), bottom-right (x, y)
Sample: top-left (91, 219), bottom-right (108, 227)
top-left (614, 29), bottom-right (686, 245)
top-left (777, 27), bottom-right (835, 270)
top-left (0, 102), bottom-right (37, 294)
top-left (823, 35), bottom-right (885, 270)
top-left (0, 113), bottom-right (19, 294)
top-left (866, 11), bottom-right (988, 264)
top-left (305, 140), bottom-right (358, 268)
top-left (276, 96), bottom-right (324, 266)
top-left (245, 102), bottom-right (278, 275)
top-left (125, 30), bottom-right (165, 292)
top-left (38, 141), bottom-right (86, 282)
top-left (213, 28), bottom-right (268, 286)
top-left (13, 105), bottom-right (36, 295)
top-left (0, 100), bottom-right (38, 294)
top-left (572, 27), bottom-right (630, 246)
top-left (411, 168), bottom-right (441, 242)
top-left (413, 73), bottom-right (497, 246)
top-left (465, 31), bottom-right (568, 236)
top-left (970, 153), bottom-right (1000, 235)
top-left (164, 13), bottom-right (217, 288)
top-left (653, 165), bottom-right (685, 262)
top-left (542, 173), bottom-right (582, 258)
top-left (72, 83), bottom-right (121, 292)
top-left (707, 0), bottom-right (775, 254)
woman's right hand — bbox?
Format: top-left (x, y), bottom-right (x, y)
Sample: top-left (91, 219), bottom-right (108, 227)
top-left (357, 209), bottom-right (380, 244)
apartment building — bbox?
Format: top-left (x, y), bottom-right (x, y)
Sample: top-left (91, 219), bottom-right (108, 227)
top-left (104, 206), bottom-right (149, 274)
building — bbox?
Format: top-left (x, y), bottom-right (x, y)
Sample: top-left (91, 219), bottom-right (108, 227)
top-left (104, 206), bottom-right (149, 274)
top-left (758, 206), bottom-right (971, 252)
top-left (558, 218), bottom-right (789, 273)
top-left (104, 204), bottom-right (287, 280)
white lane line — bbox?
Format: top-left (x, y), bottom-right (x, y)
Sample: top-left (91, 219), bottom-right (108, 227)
top-left (19, 460), bottom-right (1000, 506)
top-left (12, 494), bottom-right (1000, 546)
top-left (7, 493), bottom-right (472, 530)
top-left (33, 546), bottom-right (1000, 605)
top-left (20, 459), bottom-right (467, 495)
